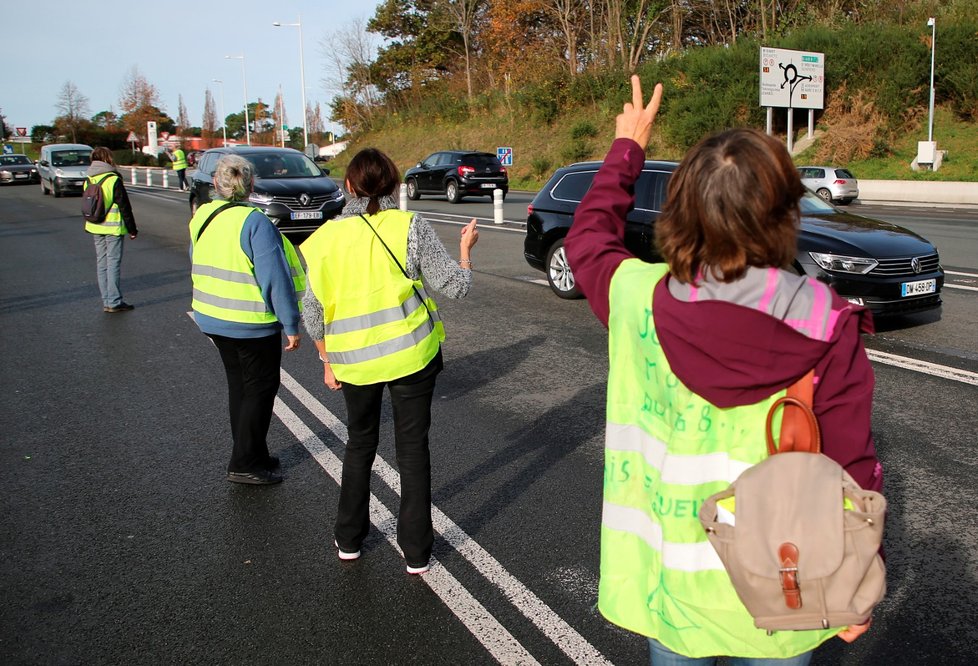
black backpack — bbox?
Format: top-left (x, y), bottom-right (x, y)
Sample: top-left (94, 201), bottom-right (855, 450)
top-left (81, 173), bottom-right (116, 223)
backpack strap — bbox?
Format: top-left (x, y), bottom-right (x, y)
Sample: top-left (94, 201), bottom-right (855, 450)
top-left (765, 370), bottom-right (820, 455)
top-left (194, 202), bottom-right (241, 244)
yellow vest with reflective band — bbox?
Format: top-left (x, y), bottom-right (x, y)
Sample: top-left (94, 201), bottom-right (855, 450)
top-left (84, 172), bottom-right (124, 236)
top-left (172, 149), bottom-right (187, 171)
top-left (599, 259), bottom-right (837, 658)
top-left (190, 200), bottom-right (306, 325)
top-left (299, 209), bottom-right (444, 385)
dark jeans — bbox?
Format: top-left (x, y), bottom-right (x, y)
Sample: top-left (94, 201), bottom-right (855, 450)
top-left (176, 169), bottom-right (187, 190)
top-left (208, 333), bottom-right (282, 473)
top-left (335, 351), bottom-right (443, 567)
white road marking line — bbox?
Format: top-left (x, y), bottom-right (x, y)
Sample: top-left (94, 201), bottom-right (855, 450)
top-left (945, 270), bottom-right (978, 277)
top-left (279, 371), bottom-right (612, 666)
top-left (273, 397), bottom-right (541, 666)
top-left (944, 283), bottom-right (978, 291)
top-left (866, 350), bottom-right (978, 386)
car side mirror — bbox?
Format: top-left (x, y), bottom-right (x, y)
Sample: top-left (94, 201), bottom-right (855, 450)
top-left (39, 160), bottom-right (49, 167)
top-left (417, 162), bottom-right (423, 168)
top-left (320, 166), bottom-right (330, 176)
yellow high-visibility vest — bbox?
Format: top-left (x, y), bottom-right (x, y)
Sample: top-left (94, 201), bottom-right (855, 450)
top-left (84, 173), bottom-right (124, 236)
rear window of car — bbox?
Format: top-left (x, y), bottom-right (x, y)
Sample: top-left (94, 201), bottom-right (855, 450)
top-left (834, 169), bottom-right (855, 179)
top-left (551, 170), bottom-right (597, 202)
top-left (635, 171), bottom-right (671, 211)
top-left (462, 154), bottom-right (501, 168)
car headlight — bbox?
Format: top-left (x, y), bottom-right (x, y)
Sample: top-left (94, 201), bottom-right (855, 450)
top-left (55, 168), bottom-right (65, 177)
top-left (333, 190), bottom-right (345, 202)
top-left (31, 168), bottom-right (37, 174)
top-left (248, 192), bottom-right (274, 205)
top-left (0, 170), bottom-right (10, 177)
top-left (809, 252), bottom-right (878, 274)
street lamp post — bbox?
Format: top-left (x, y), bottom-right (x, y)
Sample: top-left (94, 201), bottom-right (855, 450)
top-left (273, 15), bottom-right (308, 150)
top-left (212, 79), bottom-right (228, 147)
top-left (224, 54), bottom-right (250, 146)
top-left (926, 17), bottom-right (936, 143)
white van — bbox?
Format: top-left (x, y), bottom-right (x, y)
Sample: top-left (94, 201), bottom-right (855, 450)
top-left (38, 143), bottom-right (93, 197)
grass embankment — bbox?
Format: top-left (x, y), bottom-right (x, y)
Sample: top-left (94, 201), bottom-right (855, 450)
top-left (331, 105), bottom-right (978, 189)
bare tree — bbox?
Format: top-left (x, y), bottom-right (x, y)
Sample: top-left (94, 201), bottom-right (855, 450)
top-left (202, 89), bottom-right (218, 146)
top-left (542, 0), bottom-right (590, 77)
top-left (55, 80), bottom-right (91, 142)
top-left (321, 17), bottom-right (380, 132)
top-left (434, 0), bottom-right (485, 102)
top-left (118, 67), bottom-right (162, 139)
top-left (177, 94), bottom-right (191, 136)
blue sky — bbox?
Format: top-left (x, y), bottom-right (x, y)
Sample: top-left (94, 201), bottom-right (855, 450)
top-left (2, 0), bottom-right (382, 134)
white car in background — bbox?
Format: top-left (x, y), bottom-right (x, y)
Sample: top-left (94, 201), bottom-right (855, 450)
top-left (798, 166), bottom-right (859, 205)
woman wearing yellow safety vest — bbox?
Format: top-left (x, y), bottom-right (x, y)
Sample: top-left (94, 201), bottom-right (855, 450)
top-left (300, 148), bottom-right (478, 574)
top-left (564, 78), bottom-right (882, 664)
top-left (85, 147), bottom-right (138, 312)
top-left (189, 154), bottom-right (306, 486)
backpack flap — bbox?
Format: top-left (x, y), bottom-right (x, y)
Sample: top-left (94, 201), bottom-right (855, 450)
top-left (732, 452), bottom-right (845, 581)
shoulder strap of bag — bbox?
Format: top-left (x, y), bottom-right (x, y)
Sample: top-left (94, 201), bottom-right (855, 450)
top-left (765, 370), bottom-right (820, 455)
top-left (358, 213), bottom-right (433, 322)
top-left (195, 202), bottom-right (240, 244)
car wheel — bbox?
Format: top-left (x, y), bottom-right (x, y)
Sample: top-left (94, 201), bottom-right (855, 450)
top-left (53, 181), bottom-right (62, 198)
top-left (445, 180), bottom-right (461, 204)
top-left (406, 179), bottom-right (420, 201)
top-left (816, 188), bottom-right (832, 203)
top-left (545, 238), bottom-right (582, 299)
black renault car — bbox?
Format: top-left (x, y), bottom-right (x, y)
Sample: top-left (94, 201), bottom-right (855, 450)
top-left (524, 160), bottom-right (944, 316)
top-left (189, 146), bottom-right (345, 234)
top-left (404, 150), bottom-right (508, 203)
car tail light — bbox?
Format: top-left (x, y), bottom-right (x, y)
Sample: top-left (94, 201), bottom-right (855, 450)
top-left (527, 204), bottom-right (534, 215)
top-left (458, 165), bottom-right (475, 176)
top-left (500, 166), bottom-right (507, 174)
top-left (834, 179), bottom-right (847, 184)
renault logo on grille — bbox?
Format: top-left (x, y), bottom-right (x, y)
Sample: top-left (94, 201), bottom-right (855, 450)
top-left (299, 193), bottom-right (311, 206)
top-left (911, 256), bottom-right (922, 274)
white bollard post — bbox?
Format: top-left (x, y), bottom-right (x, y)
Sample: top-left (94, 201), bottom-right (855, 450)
top-left (493, 188), bottom-right (504, 225)
top-left (163, 170), bottom-right (169, 189)
top-left (399, 183), bottom-right (408, 211)
top-left (131, 167), bottom-right (137, 184)
top-left (145, 168), bottom-right (152, 186)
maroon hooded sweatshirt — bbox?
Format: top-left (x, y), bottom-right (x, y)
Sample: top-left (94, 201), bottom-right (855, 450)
top-left (564, 138), bottom-right (882, 492)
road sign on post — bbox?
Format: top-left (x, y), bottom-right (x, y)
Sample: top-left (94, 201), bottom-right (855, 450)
top-left (496, 146), bottom-right (513, 167)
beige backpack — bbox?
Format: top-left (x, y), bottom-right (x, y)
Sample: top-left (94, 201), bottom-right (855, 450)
top-left (698, 373), bottom-right (886, 632)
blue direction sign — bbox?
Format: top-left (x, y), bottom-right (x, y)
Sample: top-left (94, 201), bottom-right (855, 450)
top-left (2, 144), bottom-right (12, 155)
top-left (496, 146), bottom-right (513, 167)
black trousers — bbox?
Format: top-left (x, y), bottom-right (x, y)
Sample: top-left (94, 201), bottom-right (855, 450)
top-left (335, 351), bottom-right (443, 567)
top-left (208, 333), bottom-right (282, 473)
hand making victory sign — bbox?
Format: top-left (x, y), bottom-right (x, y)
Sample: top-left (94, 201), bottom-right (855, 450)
top-left (615, 75), bottom-right (664, 149)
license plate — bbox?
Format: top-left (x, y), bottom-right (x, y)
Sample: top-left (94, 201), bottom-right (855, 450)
top-left (901, 279), bottom-right (936, 297)
top-left (481, 183), bottom-right (497, 189)
top-left (290, 211), bottom-right (323, 220)
top-left (14, 173), bottom-right (27, 179)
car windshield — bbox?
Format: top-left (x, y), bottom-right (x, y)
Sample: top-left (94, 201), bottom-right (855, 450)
top-left (247, 153), bottom-right (322, 179)
top-left (0, 155), bottom-right (31, 166)
top-left (51, 151), bottom-right (92, 167)
top-left (800, 189), bottom-right (838, 214)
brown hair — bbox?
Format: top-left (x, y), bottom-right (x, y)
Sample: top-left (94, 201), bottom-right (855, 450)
top-left (91, 147), bottom-right (114, 164)
top-left (345, 148), bottom-right (401, 215)
top-left (654, 128), bottom-right (803, 284)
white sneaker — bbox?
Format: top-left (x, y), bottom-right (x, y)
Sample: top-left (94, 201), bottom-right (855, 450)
top-left (334, 540), bottom-right (360, 561)
top-left (406, 562), bottom-right (430, 575)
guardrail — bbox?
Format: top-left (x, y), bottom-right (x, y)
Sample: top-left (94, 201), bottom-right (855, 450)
top-left (858, 180), bottom-right (978, 206)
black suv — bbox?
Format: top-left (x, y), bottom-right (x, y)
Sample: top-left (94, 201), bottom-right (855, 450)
top-left (404, 151), bottom-right (508, 203)
top-left (189, 146), bottom-right (346, 234)
top-left (524, 161), bottom-right (943, 316)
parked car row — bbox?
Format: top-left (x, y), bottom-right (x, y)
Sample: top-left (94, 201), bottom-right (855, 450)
top-left (524, 159), bottom-right (942, 317)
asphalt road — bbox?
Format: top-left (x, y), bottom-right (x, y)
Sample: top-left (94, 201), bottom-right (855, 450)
top-left (1, 183), bottom-right (977, 665)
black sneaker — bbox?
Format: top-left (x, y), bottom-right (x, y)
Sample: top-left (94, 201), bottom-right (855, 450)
top-left (227, 469), bottom-right (283, 485)
top-left (104, 303), bottom-right (135, 313)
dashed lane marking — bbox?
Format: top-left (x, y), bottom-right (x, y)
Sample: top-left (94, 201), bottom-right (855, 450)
top-left (865, 350), bottom-right (978, 386)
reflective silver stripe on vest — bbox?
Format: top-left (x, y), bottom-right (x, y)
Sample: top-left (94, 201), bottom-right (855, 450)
top-left (602, 501), bottom-right (724, 572)
top-left (192, 288), bottom-right (270, 313)
top-left (192, 264), bottom-right (258, 285)
top-left (326, 291), bottom-right (427, 336)
top-left (328, 318), bottom-right (435, 365)
top-left (606, 422), bottom-right (752, 486)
